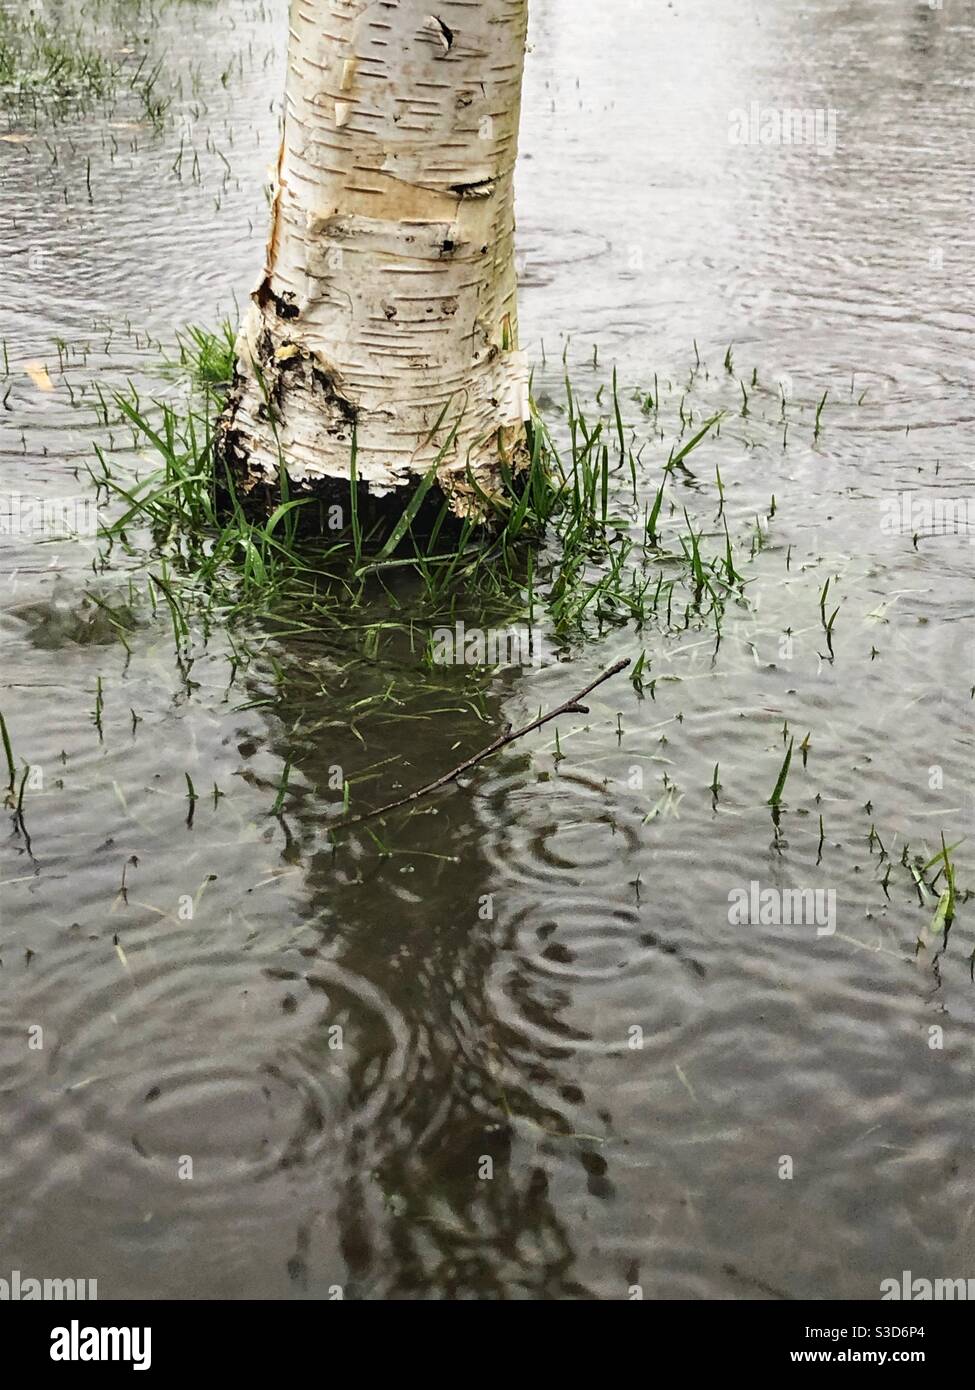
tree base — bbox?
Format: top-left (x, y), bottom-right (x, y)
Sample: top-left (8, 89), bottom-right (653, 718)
top-left (216, 269), bottom-right (533, 523)
top-left (215, 368), bottom-right (529, 549)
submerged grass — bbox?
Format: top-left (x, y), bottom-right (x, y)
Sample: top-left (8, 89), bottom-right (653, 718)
top-left (0, 10), bottom-right (116, 100)
top-left (170, 320), bottom-right (236, 391)
top-left (767, 736), bottom-right (794, 809)
top-left (0, 6), bottom-right (171, 125)
top-left (0, 709), bottom-right (16, 802)
top-left (3, 322), bottom-right (960, 968)
top-left (88, 324), bottom-right (750, 654)
top-left (85, 329), bottom-right (970, 963)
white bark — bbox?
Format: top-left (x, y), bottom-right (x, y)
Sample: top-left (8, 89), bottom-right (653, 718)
top-left (221, 0), bottom-right (530, 518)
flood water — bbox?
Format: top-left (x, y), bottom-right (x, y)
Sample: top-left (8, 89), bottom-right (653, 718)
top-left (1, 0), bottom-right (973, 1299)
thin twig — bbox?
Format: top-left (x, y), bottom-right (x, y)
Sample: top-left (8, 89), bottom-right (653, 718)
top-left (331, 657), bottom-right (631, 831)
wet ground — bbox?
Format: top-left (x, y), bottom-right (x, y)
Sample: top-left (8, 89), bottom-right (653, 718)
top-left (1, 0), bottom-right (973, 1298)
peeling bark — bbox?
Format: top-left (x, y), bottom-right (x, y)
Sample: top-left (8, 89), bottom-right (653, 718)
top-left (219, 0), bottom-right (531, 523)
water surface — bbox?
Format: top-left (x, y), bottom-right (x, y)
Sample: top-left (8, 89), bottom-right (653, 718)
top-left (0, 0), bottom-right (972, 1299)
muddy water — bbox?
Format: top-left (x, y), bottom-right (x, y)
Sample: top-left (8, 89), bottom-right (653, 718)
top-left (1, 0), bottom-right (973, 1299)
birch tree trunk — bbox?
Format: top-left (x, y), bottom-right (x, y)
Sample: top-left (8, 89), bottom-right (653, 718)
top-left (219, 0), bottom-right (531, 524)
